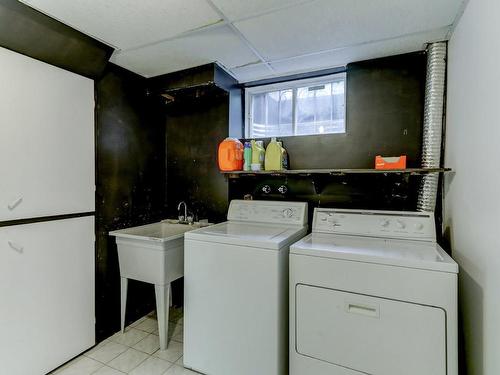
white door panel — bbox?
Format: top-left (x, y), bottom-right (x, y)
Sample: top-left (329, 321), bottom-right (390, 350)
top-left (296, 285), bottom-right (446, 375)
top-left (0, 47), bottom-right (94, 221)
top-left (0, 216), bottom-right (95, 375)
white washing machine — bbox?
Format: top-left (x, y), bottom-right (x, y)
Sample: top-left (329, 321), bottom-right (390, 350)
top-left (290, 208), bottom-right (458, 375)
top-left (184, 200), bottom-right (308, 375)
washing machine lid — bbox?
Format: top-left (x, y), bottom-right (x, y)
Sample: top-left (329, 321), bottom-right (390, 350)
top-left (291, 233), bottom-right (458, 273)
top-left (185, 221), bottom-right (307, 250)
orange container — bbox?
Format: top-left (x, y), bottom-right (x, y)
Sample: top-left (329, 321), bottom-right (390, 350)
top-left (218, 138), bottom-right (244, 171)
top-left (375, 155), bottom-right (407, 170)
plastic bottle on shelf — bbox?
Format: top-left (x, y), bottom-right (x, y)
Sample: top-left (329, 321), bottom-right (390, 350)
top-left (243, 141), bottom-right (252, 171)
top-left (251, 140), bottom-right (265, 171)
top-left (217, 138), bottom-right (244, 171)
top-left (265, 138), bottom-right (284, 171)
top-left (257, 141), bottom-right (265, 170)
top-left (277, 141), bottom-right (288, 170)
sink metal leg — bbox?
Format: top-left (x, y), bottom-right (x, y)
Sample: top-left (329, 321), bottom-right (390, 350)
top-left (120, 277), bottom-right (128, 333)
top-left (155, 283), bottom-right (170, 350)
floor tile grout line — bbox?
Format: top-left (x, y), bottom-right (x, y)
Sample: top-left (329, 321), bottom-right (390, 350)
top-left (96, 332), bottom-right (181, 355)
top-left (84, 359), bottom-right (123, 375)
top-left (131, 334), bottom-right (161, 355)
top-left (74, 351), bottom-right (179, 375)
top-left (62, 310), bottom-right (184, 375)
top-left (85, 341), bottom-right (132, 367)
top-left (107, 348), bottom-right (150, 374)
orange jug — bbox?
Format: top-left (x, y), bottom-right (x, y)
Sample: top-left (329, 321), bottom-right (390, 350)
top-left (218, 138), bottom-right (244, 171)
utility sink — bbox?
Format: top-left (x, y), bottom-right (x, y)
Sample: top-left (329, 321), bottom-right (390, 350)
top-left (110, 220), bottom-right (203, 285)
top-left (109, 220), bottom-right (208, 350)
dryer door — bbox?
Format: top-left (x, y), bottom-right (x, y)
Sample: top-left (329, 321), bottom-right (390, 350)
top-left (295, 285), bottom-right (446, 375)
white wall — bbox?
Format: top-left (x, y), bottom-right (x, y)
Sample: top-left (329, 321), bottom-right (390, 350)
top-left (445, 0), bottom-right (500, 374)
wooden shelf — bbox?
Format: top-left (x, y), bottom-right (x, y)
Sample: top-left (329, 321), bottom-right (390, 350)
top-left (223, 168), bottom-right (452, 178)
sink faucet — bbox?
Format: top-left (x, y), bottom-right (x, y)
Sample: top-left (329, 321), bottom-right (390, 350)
top-left (177, 201), bottom-right (188, 223)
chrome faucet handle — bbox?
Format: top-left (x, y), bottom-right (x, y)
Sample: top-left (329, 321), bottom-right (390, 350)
top-left (186, 215), bottom-right (194, 224)
top-left (177, 201), bottom-right (188, 223)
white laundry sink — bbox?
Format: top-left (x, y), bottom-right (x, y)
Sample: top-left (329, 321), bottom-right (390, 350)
top-left (110, 221), bottom-right (201, 285)
top-left (109, 220), bottom-right (206, 350)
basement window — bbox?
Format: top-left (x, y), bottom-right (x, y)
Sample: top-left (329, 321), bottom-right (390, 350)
top-left (245, 73), bottom-right (346, 138)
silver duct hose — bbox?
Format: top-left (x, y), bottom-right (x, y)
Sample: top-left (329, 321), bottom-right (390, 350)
top-left (417, 42), bottom-right (447, 212)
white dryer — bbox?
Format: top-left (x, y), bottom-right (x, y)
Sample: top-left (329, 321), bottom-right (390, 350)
top-left (290, 208), bottom-right (458, 375)
top-left (184, 200), bottom-right (308, 375)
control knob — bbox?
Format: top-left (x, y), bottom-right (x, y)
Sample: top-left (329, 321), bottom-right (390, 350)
top-left (278, 185), bottom-right (288, 195)
top-left (282, 208), bottom-right (294, 218)
top-left (396, 219), bottom-right (406, 229)
top-left (380, 219), bottom-right (390, 227)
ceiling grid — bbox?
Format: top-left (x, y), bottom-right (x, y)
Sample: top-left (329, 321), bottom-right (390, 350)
top-left (19, 0), bottom-right (465, 82)
top-left (204, 0), bottom-right (275, 75)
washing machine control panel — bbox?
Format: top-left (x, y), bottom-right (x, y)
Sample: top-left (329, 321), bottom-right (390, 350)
top-left (228, 200), bottom-right (308, 225)
top-left (313, 209), bottom-right (436, 241)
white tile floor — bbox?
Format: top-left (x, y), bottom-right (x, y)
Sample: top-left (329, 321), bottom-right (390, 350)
top-left (51, 308), bottom-right (197, 375)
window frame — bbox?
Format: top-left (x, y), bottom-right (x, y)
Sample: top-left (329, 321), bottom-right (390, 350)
top-left (244, 73), bottom-right (347, 139)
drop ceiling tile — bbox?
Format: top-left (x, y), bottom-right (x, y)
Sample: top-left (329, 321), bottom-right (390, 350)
top-left (110, 26), bottom-right (259, 77)
top-left (230, 63), bottom-right (275, 82)
top-left (269, 27), bottom-right (449, 76)
top-left (234, 0), bottom-right (463, 60)
top-left (20, 0), bottom-right (222, 49)
top-left (210, 0), bottom-right (309, 21)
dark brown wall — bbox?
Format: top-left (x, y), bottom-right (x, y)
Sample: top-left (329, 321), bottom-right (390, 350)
top-left (345, 52), bottom-right (425, 167)
top-left (229, 174), bottom-right (422, 227)
top-left (95, 64), bottom-right (166, 341)
top-left (150, 52), bottom-right (427, 230)
top-left (0, 0), bottom-right (112, 78)
top-left (230, 52), bottom-right (427, 220)
top-left (246, 52), bottom-right (426, 170)
top-left (147, 65), bottom-right (236, 223)
top-left (163, 88), bottom-right (230, 223)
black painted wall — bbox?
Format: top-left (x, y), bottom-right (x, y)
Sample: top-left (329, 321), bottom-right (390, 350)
top-left (230, 52), bottom-right (427, 219)
top-left (95, 64), bottom-right (166, 341)
top-left (0, 0), bottom-right (112, 78)
top-left (229, 174), bottom-right (422, 226)
top-left (244, 52), bottom-right (425, 170)
top-left (345, 52), bottom-right (425, 168)
top-left (163, 88), bottom-right (230, 223)
top-left (147, 65), bottom-right (237, 224)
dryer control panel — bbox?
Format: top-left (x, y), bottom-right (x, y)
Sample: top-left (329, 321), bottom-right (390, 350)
top-left (312, 209), bottom-right (436, 241)
top-left (228, 200), bottom-right (308, 226)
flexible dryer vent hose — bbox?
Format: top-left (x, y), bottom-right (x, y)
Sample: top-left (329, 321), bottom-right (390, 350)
top-left (417, 42), bottom-right (447, 212)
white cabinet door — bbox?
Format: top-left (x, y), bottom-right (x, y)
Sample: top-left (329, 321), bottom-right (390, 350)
top-left (0, 216), bottom-right (95, 375)
top-left (0, 47), bottom-right (94, 221)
